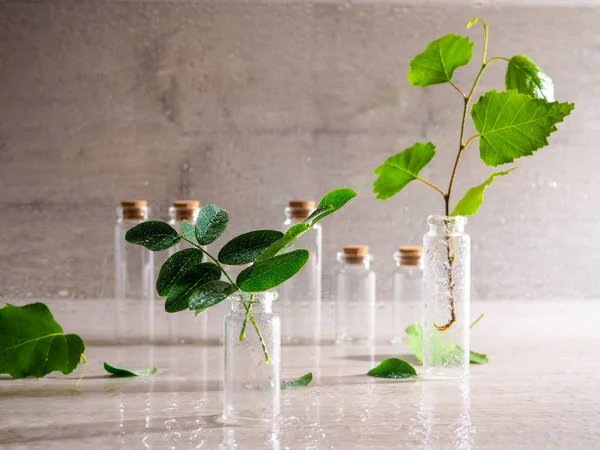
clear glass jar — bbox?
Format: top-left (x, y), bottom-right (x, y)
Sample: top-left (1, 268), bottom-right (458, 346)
top-left (334, 246), bottom-right (376, 345)
top-left (223, 291), bottom-right (281, 422)
top-left (279, 201), bottom-right (322, 344)
top-left (423, 215), bottom-right (470, 379)
top-left (391, 246), bottom-right (423, 343)
top-left (114, 200), bottom-right (155, 345)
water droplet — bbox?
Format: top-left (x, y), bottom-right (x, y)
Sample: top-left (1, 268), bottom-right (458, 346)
top-left (144, 181), bottom-right (149, 186)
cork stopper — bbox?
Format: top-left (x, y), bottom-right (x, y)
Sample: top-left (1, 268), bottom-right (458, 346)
top-left (287, 200), bottom-right (316, 220)
top-left (173, 200), bottom-right (200, 209)
top-left (172, 199), bottom-right (201, 221)
top-left (398, 246), bottom-right (423, 266)
top-left (121, 200), bottom-right (147, 208)
top-left (120, 200), bottom-right (148, 220)
top-left (342, 245), bottom-right (369, 263)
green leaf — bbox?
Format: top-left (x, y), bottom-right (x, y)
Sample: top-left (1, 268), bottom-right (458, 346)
top-left (472, 90), bottom-right (574, 167)
top-left (0, 303), bottom-right (85, 379)
top-left (188, 281), bottom-right (238, 313)
top-left (156, 248), bottom-right (204, 296)
top-left (125, 221), bottom-right (181, 251)
top-left (373, 142), bottom-right (436, 200)
top-left (104, 362), bottom-right (157, 378)
top-left (451, 168), bottom-right (516, 217)
top-left (182, 220), bottom-right (197, 243)
top-left (506, 55), bottom-right (554, 101)
top-left (165, 263), bottom-right (222, 313)
top-left (281, 372), bottom-right (313, 390)
top-left (237, 249), bottom-right (309, 292)
top-left (405, 324), bottom-right (488, 365)
top-left (195, 204), bottom-right (230, 245)
top-left (407, 34), bottom-right (474, 87)
top-left (466, 17), bottom-right (479, 28)
top-left (218, 230), bottom-right (284, 265)
top-left (304, 204), bottom-right (334, 228)
top-left (367, 358), bottom-right (417, 379)
top-left (255, 223), bottom-right (309, 263)
top-left (313, 188), bottom-right (357, 222)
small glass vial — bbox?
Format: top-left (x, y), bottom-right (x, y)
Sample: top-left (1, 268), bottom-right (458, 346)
top-left (223, 291), bottom-right (280, 422)
top-left (279, 200), bottom-right (322, 344)
top-left (334, 246), bottom-right (376, 345)
top-left (392, 246), bottom-right (423, 343)
top-left (115, 200), bottom-right (155, 345)
top-left (423, 215), bottom-right (470, 379)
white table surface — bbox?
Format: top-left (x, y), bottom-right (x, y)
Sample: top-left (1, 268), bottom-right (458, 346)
top-left (0, 299), bottom-right (598, 449)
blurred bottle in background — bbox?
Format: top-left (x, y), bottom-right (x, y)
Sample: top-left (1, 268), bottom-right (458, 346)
top-left (335, 246), bottom-right (376, 345)
top-left (391, 246), bottom-right (423, 343)
top-left (279, 200), bottom-right (322, 344)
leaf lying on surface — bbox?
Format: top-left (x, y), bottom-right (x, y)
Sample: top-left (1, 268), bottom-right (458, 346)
top-left (367, 358), bottom-right (417, 379)
top-left (0, 303), bottom-right (85, 379)
top-left (104, 362), bottom-right (157, 378)
top-left (281, 372), bottom-right (313, 390)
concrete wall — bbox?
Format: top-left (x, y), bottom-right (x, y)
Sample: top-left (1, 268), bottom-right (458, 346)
top-left (0, 1), bottom-right (597, 301)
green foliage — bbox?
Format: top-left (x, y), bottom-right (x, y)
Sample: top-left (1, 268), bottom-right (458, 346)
top-left (237, 249), bottom-right (310, 292)
top-left (314, 188), bottom-right (357, 221)
top-left (255, 223), bottom-right (309, 263)
top-left (367, 358), bottom-right (417, 379)
top-left (188, 281), bottom-right (238, 314)
top-left (304, 204), bottom-right (334, 228)
top-left (373, 142), bottom-right (436, 200)
top-left (156, 248), bottom-right (204, 296)
top-left (407, 34), bottom-right (474, 87)
top-left (182, 220), bottom-right (197, 243)
top-left (165, 263), bottom-right (222, 313)
top-left (281, 372), bottom-right (313, 390)
top-left (472, 90), bottom-right (574, 167)
top-left (218, 230), bottom-right (284, 265)
top-left (104, 362), bottom-right (157, 377)
top-left (506, 55), bottom-right (554, 101)
top-left (451, 168), bottom-right (516, 216)
top-left (125, 221), bottom-right (181, 251)
top-left (195, 204), bottom-right (230, 245)
top-left (0, 303), bottom-right (85, 379)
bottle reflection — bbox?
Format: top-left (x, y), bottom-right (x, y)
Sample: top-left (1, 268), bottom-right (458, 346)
top-left (220, 422), bottom-right (281, 450)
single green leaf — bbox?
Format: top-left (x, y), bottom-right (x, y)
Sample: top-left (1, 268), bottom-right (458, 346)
top-left (156, 248), bottom-right (204, 296)
top-left (304, 204), bottom-right (334, 228)
top-left (182, 220), bottom-right (197, 243)
top-left (466, 17), bottom-right (479, 28)
top-left (451, 168), bottom-right (516, 217)
top-left (188, 280), bottom-right (238, 313)
top-left (405, 324), bottom-right (488, 365)
top-left (367, 358), bottom-right (417, 379)
top-left (104, 362), bottom-right (157, 378)
top-left (0, 303), bottom-right (85, 379)
top-left (472, 90), bottom-right (574, 167)
top-left (281, 372), bottom-right (313, 390)
top-left (506, 55), bottom-right (554, 101)
top-left (407, 33), bottom-right (474, 87)
top-left (373, 142), bottom-right (436, 200)
top-left (195, 204), bottom-right (230, 245)
top-left (255, 223), bottom-right (309, 263)
top-left (218, 230), bottom-right (284, 265)
top-left (165, 263), bottom-right (222, 313)
top-left (125, 221), bottom-right (181, 251)
top-left (237, 249), bottom-right (309, 292)
top-left (313, 188), bottom-right (357, 222)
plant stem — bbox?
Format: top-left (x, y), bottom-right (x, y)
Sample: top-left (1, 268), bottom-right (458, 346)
top-left (417, 176), bottom-right (446, 198)
top-left (449, 80), bottom-right (466, 98)
top-left (470, 313), bottom-right (485, 329)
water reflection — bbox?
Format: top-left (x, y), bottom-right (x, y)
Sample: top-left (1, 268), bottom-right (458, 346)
top-left (219, 422), bottom-right (281, 450)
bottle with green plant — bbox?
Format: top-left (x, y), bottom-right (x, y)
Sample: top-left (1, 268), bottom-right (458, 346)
top-left (373, 18), bottom-right (574, 378)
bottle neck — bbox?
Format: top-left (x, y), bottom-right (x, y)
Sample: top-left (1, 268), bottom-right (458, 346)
top-left (427, 215), bottom-right (467, 236)
top-left (229, 291), bottom-right (278, 313)
top-left (284, 206), bottom-right (314, 222)
top-left (337, 253), bottom-right (372, 270)
top-left (117, 206), bottom-right (149, 222)
top-left (169, 206), bottom-right (199, 223)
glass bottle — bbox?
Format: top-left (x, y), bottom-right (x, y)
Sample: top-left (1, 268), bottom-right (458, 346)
top-left (422, 215), bottom-right (470, 379)
top-left (391, 246), bottom-right (423, 343)
top-left (334, 246), bottom-right (376, 345)
top-left (114, 200), bottom-right (155, 345)
top-left (279, 200), bottom-right (322, 344)
top-left (223, 291), bottom-right (280, 422)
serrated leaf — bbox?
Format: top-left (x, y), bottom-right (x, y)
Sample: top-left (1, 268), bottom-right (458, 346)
top-left (182, 220), bottom-right (197, 243)
top-left (218, 230), bottom-right (284, 265)
top-left (281, 372), bottom-right (313, 390)
top-left (125, 221), bottom-right (181, 251)
top-left (255, 223), bottom-right (309, 263)
top-left (304, 204), bottom-right (334, 228)
top-left (104, 362), bottom-right (157, 378)
top-left (405, 324), bottom-right (488, 365)
top-left (451, 168), bottom-right (516, 217)
top-left (188, 280), bottom-right (238, 313)
top-left (506, 55), bottom-right (554, 101)
top-left (156, 248), bottom-right (204, 296)
top-left (407, 34), bottom-right (474, 87)
top-left (373, 142), bottom-right (436, 200)
top-left (195, 205), bottom-right (230, 245)
top-left (165, 263), bottom-right (222, 313)
top-left (0, 303), bottom-right (85, 379)
top-left (237, 249), bottom-right (309, 292)
top-left (472, 90), bottom-right (574, 167)
top-left (367, 358), bottom-right (417, 379)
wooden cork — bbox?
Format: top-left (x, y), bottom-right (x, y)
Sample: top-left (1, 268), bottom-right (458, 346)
top-left (289, 200), bottom-right (316, 209)
top-left (343, 245), bottom-right (369, 263)
top-left (121, 200), bottom-right (148, 220)
top-left (172, 200), bottom-right (200, 221)
top-left (288, 200), bottom-right (316, 219)
top-left (173, 200), bottom-right (200, 209)
top-left (399, 246), bottom-right (423, 266)
top-left (121, 200), bottom-right (147, 208)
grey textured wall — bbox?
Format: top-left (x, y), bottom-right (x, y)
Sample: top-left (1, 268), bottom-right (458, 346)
top-left (0, 1), bottom-right (597, 301)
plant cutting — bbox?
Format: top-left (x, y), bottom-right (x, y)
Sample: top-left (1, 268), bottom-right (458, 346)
top-left (373, 18), bottom-right (574, 379)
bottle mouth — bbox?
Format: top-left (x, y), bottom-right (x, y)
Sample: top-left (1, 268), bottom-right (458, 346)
top-left (119, 200), bottom-right (149, 220)
top-left (286, 201), bottom-right (316, 220)
top-left (170, 201), bottom-right (200, 222)
top-left (427, 215), bottom-right (467, 233)
top-left (229, 290), bottom-right (279, 304)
